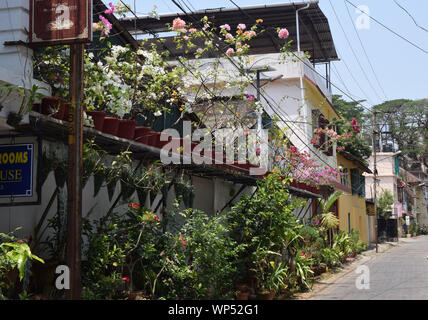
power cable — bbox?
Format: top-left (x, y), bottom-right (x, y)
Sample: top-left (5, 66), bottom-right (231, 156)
top-left (343, 0), bottom-right (389, 100)
top-left (345, 0), bottom-right (428, 55)
top-left (328, 0), bottom-right (382, 103)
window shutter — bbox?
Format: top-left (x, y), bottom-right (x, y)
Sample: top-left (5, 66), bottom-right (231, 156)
top-left (350, 168), bottom-right (360, 195)
top-left (360, 175), bottom-right (366, 198)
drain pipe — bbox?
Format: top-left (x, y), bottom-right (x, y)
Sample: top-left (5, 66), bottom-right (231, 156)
top-left (296, 2), bottom-right (311, 146)
top-left (296, 2), bottom-right (311, 52)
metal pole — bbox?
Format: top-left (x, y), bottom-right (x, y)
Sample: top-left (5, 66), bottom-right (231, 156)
top-left (66, 43), bottom-right (84, 299)
top-left (373, 110), bottom-right (378, 253)
top-left (256, 70), bottom-right (262, 131)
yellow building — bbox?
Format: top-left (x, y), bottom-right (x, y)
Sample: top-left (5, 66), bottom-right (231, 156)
top-left (334, 151), bottom-right (372, 243)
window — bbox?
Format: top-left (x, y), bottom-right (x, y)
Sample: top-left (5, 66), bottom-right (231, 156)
top-left (350, 168), bottom-right (366, 197)
top-left (339, 167), bottom-right (350, 187)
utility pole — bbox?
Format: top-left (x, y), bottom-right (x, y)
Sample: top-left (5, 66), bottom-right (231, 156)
top-left (372, 110), bottom-right (378, 253)
top-left (66, 43), bottom-right (84, 299)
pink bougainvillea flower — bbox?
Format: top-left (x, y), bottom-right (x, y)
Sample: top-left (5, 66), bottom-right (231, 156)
top-left (350, 118), bottom-right (358, 126)
top-left (226, 48), bottom-right (235, 56)
top-left (278, 28), bottom-right (289, 39)
top-left (246, 94), bottom-right (255, 102)
top-left (220, 24), bottom-right (231, 31)
top-left (104, 2), bottom-right (115, 14)
top-left (129, 203), bottom-right (140, 210)
top-left (181, 240), bottom-right (187, 246)
top-left (172, 17), bottom-right (186, 31)
top-left (248, 30), bottom-right (256, 38)
top-left (237, 23), bottom-right (246, 30)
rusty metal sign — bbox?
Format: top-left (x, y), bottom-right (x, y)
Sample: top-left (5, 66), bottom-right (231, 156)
top-left (30, 0), bottom-right (92, 45)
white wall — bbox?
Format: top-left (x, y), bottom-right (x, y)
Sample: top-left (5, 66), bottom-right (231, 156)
top-left (0, 0), bottom-right (50, 128)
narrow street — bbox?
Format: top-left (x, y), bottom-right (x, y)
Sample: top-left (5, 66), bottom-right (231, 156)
top-left (305, 236), bottom-right (428, 300)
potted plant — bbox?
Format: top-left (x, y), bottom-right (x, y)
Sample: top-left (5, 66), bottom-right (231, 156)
top-left (117, 119), bottom-right (136, 140)
top-left (255, 261), bottom-right (288, 300)
top-left (134, 126), bottom-right (151, 142)
top-left (86, 110), bottom-right (106, 130)
top-left (102, 117), bottom-right (120, 136)
top-left (3, 84), bottom-right (46, 126)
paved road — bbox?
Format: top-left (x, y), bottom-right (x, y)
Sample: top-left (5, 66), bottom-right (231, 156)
top-left (308, 236), bottom-right (428, 300)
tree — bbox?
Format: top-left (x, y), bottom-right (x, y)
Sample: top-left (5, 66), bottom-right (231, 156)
top-left (373, 99), bottom-right (428, 170)
top-left (377, 189), bottom-right (394, 221)
top-left (318, 190), bottom-right (344, 247)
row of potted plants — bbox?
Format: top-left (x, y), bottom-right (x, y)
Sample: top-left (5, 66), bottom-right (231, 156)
top-left (34, 97), bottom-right (263, 175)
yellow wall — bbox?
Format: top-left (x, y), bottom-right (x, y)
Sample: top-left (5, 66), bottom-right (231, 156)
top-left (304, 78), bottom-right (340, 122)
top-left (337, 154), bottom-right (369, 243)
top-left (338, 194), bottom-right (369, 243)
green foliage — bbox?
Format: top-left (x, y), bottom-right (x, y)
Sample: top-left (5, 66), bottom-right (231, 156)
top-left (0, 230), bottom-right (44, 299)
top-left (373, 99), bottom-right (428, 170)
top-left (82, 204), bottom-right (241, 300)
top-left (332, 95), bottom-right (372, 162)
top-left (161, 209), bottom-right (242, 299)
top-left (378, 189), bottom-right (394, 220)
top-left (227, 172), bottom-right (305, 292)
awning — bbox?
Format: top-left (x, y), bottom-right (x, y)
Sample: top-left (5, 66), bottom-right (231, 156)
top-left (119, 1), bottom-right (338, 63)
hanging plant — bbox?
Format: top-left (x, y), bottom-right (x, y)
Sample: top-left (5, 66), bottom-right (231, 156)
top-left (40, 151), bottom-right (53, 187)
top-left (54, 163), bottom-right (67, 188)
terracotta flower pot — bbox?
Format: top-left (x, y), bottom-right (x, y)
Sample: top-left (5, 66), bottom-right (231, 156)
top-left (146, 131), bottom-right (161, 147)
top-left (41, 97), bottom-right (68, 119)
top-left (86, 110), bottom-right (106, 131)
top-left (134, 126), bottom-right (151, 142)
top-left (117, 119), bottom-right (136, 140)
top-left (102, 117), bottom-right (120, 136)
top-left (236, 291), bottom-right (250, 300)
top-left (256, 290), bottom-right (276, 300)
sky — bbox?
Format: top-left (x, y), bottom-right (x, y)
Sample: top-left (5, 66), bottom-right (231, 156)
top-left (104, 0), bottom-right (428, 108)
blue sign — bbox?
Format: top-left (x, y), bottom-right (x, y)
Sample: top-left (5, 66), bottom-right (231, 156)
top-left (0, 143), bottom-right (34, 198)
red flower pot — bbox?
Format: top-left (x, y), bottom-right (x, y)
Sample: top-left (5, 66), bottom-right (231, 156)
top-left (117, 119), bottom-right (136, 140)
top-left (146, 131), bottom-right (161, 147)
top-left (41, 97), bottom-right (68, 119)
top-left (102, 117), bottom-right (120, 136)
top-left (86, 110), bottom-right (106, 131)
top-left (236, 292), bottom-right (250, 300)
top-left (134, 126), bottom-right (151, 142)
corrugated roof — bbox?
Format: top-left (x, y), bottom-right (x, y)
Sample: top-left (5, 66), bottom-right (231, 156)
top-left (119, 1), bottom-right (338, 63)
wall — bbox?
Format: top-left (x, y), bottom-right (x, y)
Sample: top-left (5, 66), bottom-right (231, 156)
top-left (0, 0), bottom-right (50, 129)
top-left (338, 194), bottom-right (368, 243)
top-left (337, 154), bottom-right (369, 243)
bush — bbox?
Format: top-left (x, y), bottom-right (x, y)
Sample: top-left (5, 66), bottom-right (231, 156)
top-left (82, 204), bottom-right (241, 300)
top-left (159, 209), bottom-right (242, 299)
top-left (227, 172), bottom-right (306, 293)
